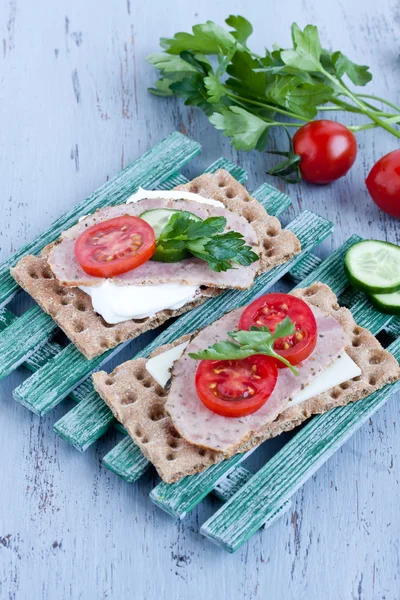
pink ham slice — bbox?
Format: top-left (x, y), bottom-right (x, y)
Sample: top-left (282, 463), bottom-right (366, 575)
top-left (47, 198), bottom-right (260, 289)
top-left (165, 305), bottom-right (349, 454)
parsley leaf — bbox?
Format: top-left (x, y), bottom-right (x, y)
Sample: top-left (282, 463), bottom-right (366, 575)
top-left (160, 21), bottom-right (239, 55)
top-left (225, 15), bottom-right (253, 45)
top-left (157, 212), bottom-right (259, 272)
top-left (280, 24), bottom-right (323, 73)
top-left (210, 107), bottom-right (270, 151)
top-left (189, 316), bottom-right (299, 375)
top-left (266, 75), bottom-right (333, 119)
top-left (331, 51), bottom-right (372, 86)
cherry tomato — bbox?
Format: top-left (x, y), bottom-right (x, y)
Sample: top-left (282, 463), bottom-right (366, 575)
top-left (75, 215), bottom-right (156, 277)
top-left (238, 293), bottom-right (317, 367)
top-left (195, 355), bottom-right (278, 418)
top-left (366, 149), bottom-right (400, 218)
top-left (292, 120), bottom-right (357, 184)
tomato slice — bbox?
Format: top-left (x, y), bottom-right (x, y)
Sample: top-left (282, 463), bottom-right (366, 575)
top-left (195, 355), bottom-right (278, 418)
top-left (238, 293), bottom-right (317, 367)
top-left (74, 216), bottom-right (156, 278)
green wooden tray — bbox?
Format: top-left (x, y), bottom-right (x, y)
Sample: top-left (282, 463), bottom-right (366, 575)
top-left (1, 131), bottom-right (398, 552)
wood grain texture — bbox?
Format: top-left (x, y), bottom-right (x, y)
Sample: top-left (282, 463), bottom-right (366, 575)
top-left (1, 0), bottom-right (400, 597)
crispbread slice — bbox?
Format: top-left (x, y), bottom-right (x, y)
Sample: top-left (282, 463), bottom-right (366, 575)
top-left (93, 283), bottom-right (400, 483)
top-left (10, 170), bottom-right (300, 359)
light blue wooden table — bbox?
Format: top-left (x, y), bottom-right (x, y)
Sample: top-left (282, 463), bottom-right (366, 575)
top-left (1, 1), bottom-right (399, 598)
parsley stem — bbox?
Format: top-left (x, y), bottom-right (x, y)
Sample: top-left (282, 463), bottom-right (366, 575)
top-left (348, 115), bottom-right (400, 132)
top-left (356, 93), bottom-right (400, 113)
top-left (226, 91), bottom-right (310, 122)
top-left (322, 71), bottom-right (400, 139)
top-left (320, 98), bottom-right (397, 118)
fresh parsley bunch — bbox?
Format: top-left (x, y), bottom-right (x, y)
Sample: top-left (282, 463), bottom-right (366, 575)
top-left (147, 17), bottom-right (400, 166)
top-left (157, 211), bottom-right (258, 272)
top-left (189, 316), bottom-right (299, 375)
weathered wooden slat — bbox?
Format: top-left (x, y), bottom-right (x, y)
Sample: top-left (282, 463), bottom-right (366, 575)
top-left (204, 158), bottom-right (247, 184)
top-left (151, 452), bottom-right (252, 518)
top-left (200, 336), bottom-right (400, 552)
top-left (102, 436), bottom-right (150, 483)
top-left (214, 468), bottom-right (293, 528)
top-left (105, 210), bottom-right (333, 484)
top-left (54, 386), bottom-right (115, 451)
top-left (0, 307), bottom-right (63, 373)
top-left (287, 252), bottom-right (322, 284)
top-left (15, 158), bottom-right (248, 415)
top-left (385, 317), bottom-right (400, 339)
top-left (251, 183), bottom-right (291, 217)
top-left (0, 307), bottom-right (58, 381)
top-left (13, 342), bottom-right (128, 416)
top-left (0, 132), bottom-right (201, 309)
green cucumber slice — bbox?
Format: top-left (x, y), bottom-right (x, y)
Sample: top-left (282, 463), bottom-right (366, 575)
top-left (369, 290), bottom-right (400, 315)
top-left (344, 240), bottom-right (400, 293)
top-left (140, 208), bottom-right (201, 263)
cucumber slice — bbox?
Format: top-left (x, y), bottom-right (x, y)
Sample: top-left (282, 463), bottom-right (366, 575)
top-left (369, 290), bottom-right (400, 315)
top-left (140, 208), bottom-right (201, 263)
top-left (344, 240), bottom-right (400, 293)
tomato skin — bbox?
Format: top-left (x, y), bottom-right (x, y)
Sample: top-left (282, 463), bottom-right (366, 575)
top-left (366, 149), bottom-right (400, 218)
top-left (238, 293), bottom-right (317, 367)
top-left (74, 216), bottom-right (156, 278)
top-left (195, 355), bottom-right (278, 418)
top-left (292, 120), bottom-right (357, 184)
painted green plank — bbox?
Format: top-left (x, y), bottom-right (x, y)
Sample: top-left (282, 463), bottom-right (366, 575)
top-left (0, 306), bottom-right (63, 373)
top-left (212, 466), bottom-right (253, 502)
top-left (13, 342), bottom-right (127, 416)
top-left (54, 387), bottom-right (114, 451)
top-left (204, 158), bottom-right (247, 184)
top-left (148, 235), bottom-right (361, 518)
top-left (0, 132), bottom-right (201, 309)
top-left (0, 307), bottom-right (17, 329)
top-left (16, 159), bottom-right (248, 416)
top-left (25, 340), bottom-right (63, 372)
top-left (350, 295), bottom-right (393, 333)
top-left (214, 464), bottom-right (293, 531)
top-left (251, 183), bottom-right (291, 217)
top-left (293, 234), bottom-right (362, 293)
top-left (385, 317), bottom-right (400, 339)
top-left (151, 452), bottom-right (251, 518)
top-left (200, 336), bottom-right (400, 552)
top-left (106, 211), bottom-right (332, 491)
top-left (103, 435), bottom-right (150, 483)
top-left (287, 253), bottom-right (322, 284)
top-left (0, 306), bottom-right (57, 381)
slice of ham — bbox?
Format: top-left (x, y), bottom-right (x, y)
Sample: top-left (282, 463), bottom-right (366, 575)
top-left (165, 305), bottom-right (350, 454)
top-left (47, 198), bottom-right (260, 289)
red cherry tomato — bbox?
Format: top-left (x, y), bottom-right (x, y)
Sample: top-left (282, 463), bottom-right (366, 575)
top-left (292, 120), bottom-right (357, 184)
top-left (75, 215), bottom-right (156, 277)
top-left (238, 293), bottom-right (317, 367)
top-left (366, 149), bottom-right (400, 218)
top-left (195, 355), bottom-right (278, 418)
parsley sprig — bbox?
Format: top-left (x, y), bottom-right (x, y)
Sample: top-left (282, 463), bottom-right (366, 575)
top-left (147, 18), bottom-right (400, 181)
top-left (189, 316), bottom-right (299, 375)
top-left (157, 211), bottom-right (258, 272)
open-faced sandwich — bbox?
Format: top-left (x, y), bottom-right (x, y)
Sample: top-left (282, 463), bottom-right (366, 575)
top-left (10, 170), bottom-right (300, 359)
top-left (93, 282), bottom-right (400, 483)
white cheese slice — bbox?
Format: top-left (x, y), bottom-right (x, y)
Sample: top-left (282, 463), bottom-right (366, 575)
top-left (145, 341), bottom-right (190, 388)
top-left (126, 187), bottom-right (224, 208)
top-left (145, 344), bottom-right (361, 406)
top-left (288, 352), bottom-right (361, 407)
